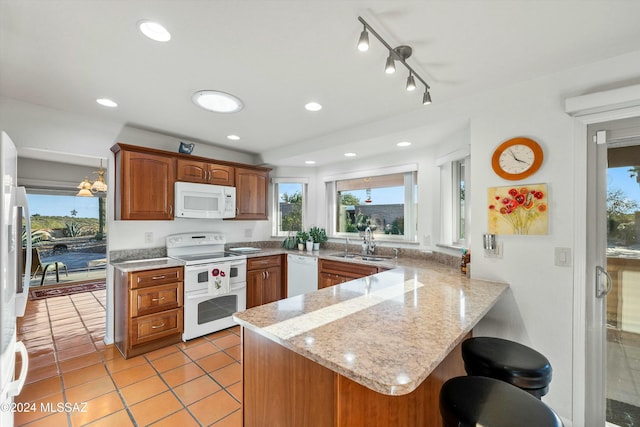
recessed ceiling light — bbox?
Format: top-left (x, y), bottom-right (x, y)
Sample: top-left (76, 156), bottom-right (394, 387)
top-left (305, 102), bottom-right (322, 112)
top-left (397, 141), bottom-right (412, 147)
top-left (227, 134), bottom-right (240, 141)
top-left (344, 152), bottom-right (357, 157)
top-left (138, 20), bottom-right (171, 42)
top-left (192, 90), bottom-right (243, 113)
top-left (96, 98), bottom-right (117, 108)
top-left (305, 160), bottom-right (316, 165)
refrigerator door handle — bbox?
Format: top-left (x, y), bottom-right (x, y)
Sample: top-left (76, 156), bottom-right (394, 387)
top-left (15, 187), bottom-right (30, 317)
top-left (6, 341), bottom-right (28, 398)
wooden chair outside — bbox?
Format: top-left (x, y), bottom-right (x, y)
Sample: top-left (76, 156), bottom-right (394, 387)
top-left (26, 247), bottom-right (68, 286)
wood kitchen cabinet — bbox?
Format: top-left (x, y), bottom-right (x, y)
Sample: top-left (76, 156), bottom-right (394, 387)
top-left (235, 167), bottom-right (269, 220)
top-left (112, 144), bottom-right (176, 220)
top-left (177, 159), bottom-right (235, 186)
top-left (318, 259), bottom-right (382, 289)
top-left (246, 255), bottom-right (283, 308)
top-left (114, 266), bottom-right (184, 359)
top-left (112, 143), bottom-right (270, 221)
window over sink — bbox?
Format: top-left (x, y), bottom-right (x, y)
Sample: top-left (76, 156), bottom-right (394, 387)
top-left (325, 166), bottom-right (417, 242)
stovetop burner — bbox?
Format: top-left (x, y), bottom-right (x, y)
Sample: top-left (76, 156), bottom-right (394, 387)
top-left (166, 232), bottom-right (247, 265)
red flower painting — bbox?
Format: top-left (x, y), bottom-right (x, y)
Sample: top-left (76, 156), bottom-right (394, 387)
top-left (488, 184), bottom-right (548, 235)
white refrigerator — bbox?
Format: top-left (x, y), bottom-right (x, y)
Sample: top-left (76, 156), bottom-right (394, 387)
top-left (0, 131), bottom-right (30, 427)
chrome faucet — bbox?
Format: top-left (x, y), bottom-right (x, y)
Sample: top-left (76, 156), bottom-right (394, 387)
top-left (363, 227), bottom-right (376, 255)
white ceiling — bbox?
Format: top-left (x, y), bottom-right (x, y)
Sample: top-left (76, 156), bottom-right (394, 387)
top-left (2, 1), bottom-right (640, 167)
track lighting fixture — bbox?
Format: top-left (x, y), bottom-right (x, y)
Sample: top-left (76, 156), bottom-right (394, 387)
top-left (385, 55), bottom-right (396, 74)
top-left (423, 89), bottom-right (432, 105)
top-left (406, 73), bottom-right (416, 91)
top-left (357, 16), bottom-right (432, 105)
top-left (357, 25), bottom-right (369, 52)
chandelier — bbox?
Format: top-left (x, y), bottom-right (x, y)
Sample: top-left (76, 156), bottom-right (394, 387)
top-left (77, 160), bottom-right (107, 197)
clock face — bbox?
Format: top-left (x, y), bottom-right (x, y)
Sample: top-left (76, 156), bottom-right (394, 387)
top-left (498, 144), bottom-right (535, 174)
top-left (491, 137), bottom-right (543, 180)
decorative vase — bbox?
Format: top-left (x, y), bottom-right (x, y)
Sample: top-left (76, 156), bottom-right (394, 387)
top-left (298, 243), bottom-right (304, 251)
top-left (306, 241), bottom-right (314, 251)
top-left (313, 242), bottom-right (320, 251)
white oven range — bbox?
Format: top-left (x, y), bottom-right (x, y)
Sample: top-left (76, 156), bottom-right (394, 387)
top-left (166, 232), bottom-right (246, 341)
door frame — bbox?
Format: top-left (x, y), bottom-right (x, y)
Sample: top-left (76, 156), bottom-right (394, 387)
top-left (567, 87), bottom-right (640, 426)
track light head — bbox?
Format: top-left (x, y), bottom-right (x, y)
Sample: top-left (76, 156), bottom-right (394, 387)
top-left (406, 74), bottom-right (416, 91)
top-left (423, 89), bottom-right (432, 105)
top-left (385, 54), bottom-right (396, 74)
top-left (357, 27), bottom-right (369, 52)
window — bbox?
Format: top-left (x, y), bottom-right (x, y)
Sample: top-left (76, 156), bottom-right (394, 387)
top-left (327, 168), bottom-right (417, 242)
top-left (453, 160), bottom-right (466, 243)
top-left (272, 179), bottom-right (308, 237)
top-left (437, 152), bottom-right (469, 247)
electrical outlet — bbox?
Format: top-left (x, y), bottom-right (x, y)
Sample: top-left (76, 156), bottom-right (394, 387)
top-left (244, 228), bottom-right (253, 238)
top-left (484, 241), bottom-right (503, 258)
top-left (144, 232), bottom-right (153, 244)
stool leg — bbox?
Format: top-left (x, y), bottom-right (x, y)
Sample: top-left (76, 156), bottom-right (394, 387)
top-left (55, 262), bottom-right (60, 282)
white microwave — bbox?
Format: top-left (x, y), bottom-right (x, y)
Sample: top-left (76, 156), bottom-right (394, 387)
top-left (175, 182), bottom-right (236, 219)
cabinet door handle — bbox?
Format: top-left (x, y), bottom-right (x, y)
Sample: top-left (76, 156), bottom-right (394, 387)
top-left (151, 296), bottom-right (166, 302)
top-left (151, 275), bottom-right (166, 280)
top-left (169, 205), bottom-right (173, 216)
top-left (151, 323), bottom-right (166, 329)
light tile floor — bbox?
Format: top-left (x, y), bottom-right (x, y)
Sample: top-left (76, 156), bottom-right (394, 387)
top-left (14, 290), bottom-right (242, 427)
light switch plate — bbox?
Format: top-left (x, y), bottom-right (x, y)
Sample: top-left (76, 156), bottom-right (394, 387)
top-left (144, 231), bottom-right (153, 244)
top-left (554, 247), bottom-right (571, 267)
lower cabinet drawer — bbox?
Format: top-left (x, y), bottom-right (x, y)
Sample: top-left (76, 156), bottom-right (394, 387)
top-left (131, 283), bottom-right (182, 317)
top-left (130, 308), bottom-right (183, 346)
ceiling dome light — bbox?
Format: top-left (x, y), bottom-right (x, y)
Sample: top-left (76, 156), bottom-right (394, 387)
top-left (96, 98), bottom-right (117, 108)
top-left (227, 134), bottom-right (240, 141)
top-left (138, 20), bottom-right (171, 42)
top-left (344, 152), bottom-right (357, 157)
top-left (192, 90), bottom-right (244, 113)
top-left (305, 160), bottom-right (316, 165)
top-left (397, 141), bottom-right (412, 147)
top-left (304, 102), bottom-right (322, 112)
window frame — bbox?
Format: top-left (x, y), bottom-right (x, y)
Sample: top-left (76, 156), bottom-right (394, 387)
top-left (324, 165), bottom-right (418, 243)
top-left (436, 149), bottom-right (470, 247)
top-left (271, 178), bottom-right (308, 237)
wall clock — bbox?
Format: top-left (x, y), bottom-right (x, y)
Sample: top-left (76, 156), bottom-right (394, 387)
top-left (491, 137), bottom-right (543, 180)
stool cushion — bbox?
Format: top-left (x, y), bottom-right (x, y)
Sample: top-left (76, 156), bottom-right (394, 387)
top-left (462, 337), bottom-right (552, 392)
top-left (440, 376), bottom-right (563, 427)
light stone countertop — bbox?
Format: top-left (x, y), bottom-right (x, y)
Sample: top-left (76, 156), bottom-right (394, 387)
top-left (111, 257), bottom-right (185, 272)
top-left (233, 256), bottom-right (508, 396)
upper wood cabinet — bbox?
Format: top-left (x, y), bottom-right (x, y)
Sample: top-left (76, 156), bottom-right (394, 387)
top-left (177, 159), bottom-right (235, 186)
top-left (112, 146), bottom-right (176, 220)
top-left (112, 143), bottom-right (270, 221)
top-left (235, 167), bottom-right (269, 220)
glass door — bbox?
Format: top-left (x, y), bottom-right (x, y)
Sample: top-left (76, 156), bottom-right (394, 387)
top-left (606, 136), bottom-right (640, 426)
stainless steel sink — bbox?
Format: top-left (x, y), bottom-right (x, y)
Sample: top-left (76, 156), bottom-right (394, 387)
top-left (360, 256), bottom-right (391, 262)
top-left (328, 253), bottom-right (358, 259)
top-left (328, 253), bottom-right (391, 262)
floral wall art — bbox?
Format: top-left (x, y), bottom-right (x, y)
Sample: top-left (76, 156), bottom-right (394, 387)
top-left (488, 184), bottom-right (548, 235)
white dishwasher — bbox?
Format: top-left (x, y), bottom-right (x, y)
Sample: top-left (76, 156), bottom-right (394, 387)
top-left (287, 254), bottom-right (318, 297)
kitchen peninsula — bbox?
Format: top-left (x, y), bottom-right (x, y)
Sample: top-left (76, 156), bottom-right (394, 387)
top-left (233, 260), bottom-right (508, 426)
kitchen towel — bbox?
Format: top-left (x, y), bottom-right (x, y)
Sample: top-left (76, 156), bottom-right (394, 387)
top-left (208, 262), bottom-right (230, 296)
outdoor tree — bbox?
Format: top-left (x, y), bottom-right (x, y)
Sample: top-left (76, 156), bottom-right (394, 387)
top-left (607, 188), bottom-right (640, 244)
top-left (340, 193), bottom-right (361, 206)
top-left (281, 191), bottom-right (302, 232)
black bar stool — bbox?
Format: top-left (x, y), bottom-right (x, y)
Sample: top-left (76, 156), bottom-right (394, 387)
top-left (440, 376), bottom-right (564, 427)
top-left (462, 337), bottom-right (552, 398)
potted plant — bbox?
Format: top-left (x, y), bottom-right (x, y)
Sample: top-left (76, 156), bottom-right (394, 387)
top-left (296, 230), bottom-right (309, 251)
top-left (309, 227), bottom-right (328, 251)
